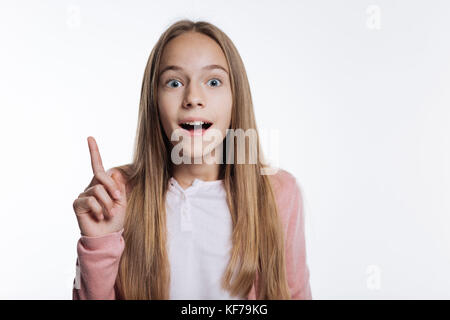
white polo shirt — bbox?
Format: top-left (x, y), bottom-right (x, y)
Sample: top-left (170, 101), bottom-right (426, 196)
top-left (166, 176), bottom-right (243, 300)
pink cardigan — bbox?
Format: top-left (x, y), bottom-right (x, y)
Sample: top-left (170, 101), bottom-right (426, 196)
top-left (72, 169), bottom-right (312, 300)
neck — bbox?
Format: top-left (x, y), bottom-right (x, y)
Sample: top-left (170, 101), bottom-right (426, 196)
top-left (172, 162), bottom-right (221, 190)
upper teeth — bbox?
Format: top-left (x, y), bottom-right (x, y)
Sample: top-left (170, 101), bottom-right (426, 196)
top-left (183, 121), bottom-right (206, 125)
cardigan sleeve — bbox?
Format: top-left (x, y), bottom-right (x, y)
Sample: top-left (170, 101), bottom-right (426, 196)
top-left (72, 228), bottom-right (125, 300)
top-left (275, 170), bottom-right (312, 299)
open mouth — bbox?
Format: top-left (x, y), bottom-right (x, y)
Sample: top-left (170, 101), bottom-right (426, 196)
top-left (179, 121), bottom-right (213, 132)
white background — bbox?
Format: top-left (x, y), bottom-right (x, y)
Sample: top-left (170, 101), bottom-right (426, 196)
top-left (0, 0), bottom-right (449, 299)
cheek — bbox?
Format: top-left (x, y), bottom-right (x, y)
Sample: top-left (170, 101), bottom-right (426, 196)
top-left (216, 92), bottom-right (232, 130)
top-left (158, 93), bottom-right (178, 127)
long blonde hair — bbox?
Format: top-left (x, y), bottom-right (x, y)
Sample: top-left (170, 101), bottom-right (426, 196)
top-left (112, 19), bottom-right (290, 300)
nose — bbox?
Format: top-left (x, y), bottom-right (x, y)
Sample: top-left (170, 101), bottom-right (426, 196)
top-left (182, 82), bottom-right (204, 109)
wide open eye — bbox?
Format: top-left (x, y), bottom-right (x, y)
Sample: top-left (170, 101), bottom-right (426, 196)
top-left (207, 78), bottom-right (222, 87)
top-left (166, 79), bottom-right (182, 88)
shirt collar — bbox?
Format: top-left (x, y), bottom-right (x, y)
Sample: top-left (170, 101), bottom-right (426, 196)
top-left (168, 176), bottom-right (224, 196)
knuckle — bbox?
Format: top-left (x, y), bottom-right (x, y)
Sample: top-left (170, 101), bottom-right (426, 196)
top-left (94, 202), bottom-right (103, 214)
top-left (96, 207), bottom-right (104, 217)
top-left (93, 184), bottom-right (103, 193)
top-left (87, 196), bottom-right (96, 208)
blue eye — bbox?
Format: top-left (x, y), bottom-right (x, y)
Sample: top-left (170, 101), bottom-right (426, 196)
top-left (207, 78), bottom-right (222, 87)
top-left (165, 78), bottom-right (222, 88)
top-left (166, 79), bottom-right (182, 88)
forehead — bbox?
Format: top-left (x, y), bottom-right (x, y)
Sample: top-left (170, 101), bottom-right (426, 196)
top-left (159, 32), bottom-right (229, 73)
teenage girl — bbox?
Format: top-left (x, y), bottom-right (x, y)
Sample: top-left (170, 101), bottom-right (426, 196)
top-left (72, 19), bottom-right (312, 300)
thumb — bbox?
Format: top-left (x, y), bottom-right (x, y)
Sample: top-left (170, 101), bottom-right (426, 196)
top-left (111, 171), bottom-right (127, 198)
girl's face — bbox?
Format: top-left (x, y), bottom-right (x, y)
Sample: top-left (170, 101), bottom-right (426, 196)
top-left (157, 31), bottom-right (232, 161)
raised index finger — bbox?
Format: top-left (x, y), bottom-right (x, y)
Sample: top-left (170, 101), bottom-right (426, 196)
top-left (87, 136), bottom-right (105, 175)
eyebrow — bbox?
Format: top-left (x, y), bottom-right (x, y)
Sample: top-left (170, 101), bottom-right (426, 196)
top-left (159, 64), bottom-right (229, 77)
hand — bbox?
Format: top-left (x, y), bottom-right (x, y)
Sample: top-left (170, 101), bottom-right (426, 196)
top-left (73, 136), bottom-right (127, 237)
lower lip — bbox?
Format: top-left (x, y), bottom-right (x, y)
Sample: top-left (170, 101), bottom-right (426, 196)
top-left (180, 125), bottom-right (213, 136)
